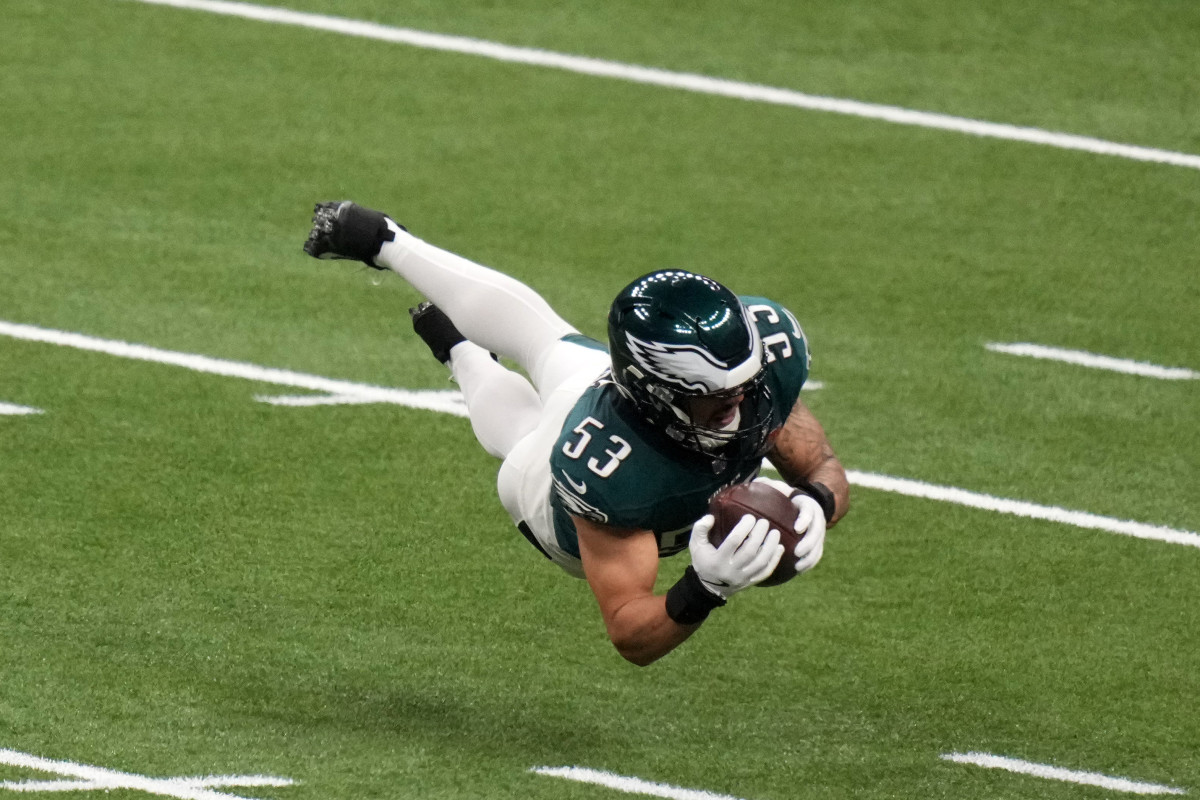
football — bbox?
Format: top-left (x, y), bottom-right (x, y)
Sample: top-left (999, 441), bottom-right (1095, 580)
top-left (708, 481), bottom-right (801, 587)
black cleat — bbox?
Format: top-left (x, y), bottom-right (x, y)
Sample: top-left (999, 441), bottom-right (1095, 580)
top-left (303, 201), bottom-right (398, 268)
top-left (409, 301), bottom-right (467, 365)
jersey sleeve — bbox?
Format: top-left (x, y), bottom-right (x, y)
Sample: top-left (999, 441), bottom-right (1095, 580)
top-left (550, 397), bottom-right (648, 529)
top-left (549, 389), bottom-right (700, 531)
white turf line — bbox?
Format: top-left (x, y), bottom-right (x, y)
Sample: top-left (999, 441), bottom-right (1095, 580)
top-left (0, 748), bottom-right (294, 800)
top-left (841, 470), bottom-right (1200, 549)
top-left (942, 752), bottom-right (1186, 796)
top-left (531, 766), bottom-right (747, 800)
top-left (4, 319), bottom-right (1198, 549)
top-left (253, 392), bottom-right (451, 407)
top-left (0, 402), bottom-right (43, 415)
top-left (122, 0), bottom-right (1200, 172)
top-left (0, 320), bottom-right (470, 418)
top-left (3, 319), bottom-right (1197, 549)
top-left (987, 343), bottom-right (1199, 380)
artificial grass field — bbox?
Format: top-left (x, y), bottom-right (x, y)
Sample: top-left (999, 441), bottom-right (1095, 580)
top-left (2, 1), bottom-right (1198, 798)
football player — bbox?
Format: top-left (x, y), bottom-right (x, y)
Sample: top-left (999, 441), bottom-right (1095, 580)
top-left (304, 201), bottom-right (849, 665)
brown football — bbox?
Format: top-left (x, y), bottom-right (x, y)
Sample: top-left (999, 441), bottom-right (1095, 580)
top-left (708, 481), bottom-right (800, 587)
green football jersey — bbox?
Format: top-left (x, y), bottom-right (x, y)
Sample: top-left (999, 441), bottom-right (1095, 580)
top-left (548, 296), bottom-right (810, 559)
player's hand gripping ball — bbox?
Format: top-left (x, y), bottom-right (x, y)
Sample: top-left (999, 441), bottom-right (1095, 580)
top-left (707, 481), bottom-right (803, 587)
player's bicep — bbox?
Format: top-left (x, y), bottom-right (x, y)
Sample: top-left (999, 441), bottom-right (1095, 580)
top-left (573, 514), bottom-right (660, 622)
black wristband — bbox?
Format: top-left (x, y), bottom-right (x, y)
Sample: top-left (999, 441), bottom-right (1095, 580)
top-left (793, 479), bottom-right (836, 523)
top-left (665, 566), bottom-right (726, 625)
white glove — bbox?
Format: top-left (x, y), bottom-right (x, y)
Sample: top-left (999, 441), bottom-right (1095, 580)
top-left (790, 494), bottom-right (826, 574)
top-left (689, 514), bottom-right (784, 599)
top-left (752, 476), bottom-right (826, 575)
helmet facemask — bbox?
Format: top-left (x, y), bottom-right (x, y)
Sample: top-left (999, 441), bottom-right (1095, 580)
top-left (641, 369), bottom-right (775, 458)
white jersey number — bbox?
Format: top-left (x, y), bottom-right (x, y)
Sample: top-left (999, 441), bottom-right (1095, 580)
top-left (747, 303), bottom-right (809, 367)
top-left (562, 416), bottom-right (632, 478)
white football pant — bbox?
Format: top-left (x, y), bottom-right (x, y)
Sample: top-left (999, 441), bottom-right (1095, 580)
top-left (375, 223), bottom-right (606, 576)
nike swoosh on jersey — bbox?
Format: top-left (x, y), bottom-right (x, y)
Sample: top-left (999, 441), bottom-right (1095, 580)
top-left (561, 471), bottom-right (588, 494)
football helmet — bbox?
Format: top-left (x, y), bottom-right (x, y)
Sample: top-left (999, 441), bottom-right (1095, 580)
top-left (607, 270), bottom-right (776, 459)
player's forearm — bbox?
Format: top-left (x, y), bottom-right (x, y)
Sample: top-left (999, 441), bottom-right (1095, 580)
top-left (770, 446), bottom-right (849, 522)
top-left (806, 455), bottom-right (850, 525)
top-left (769, 402), bottom-right (850, 525)
top-left (604, 596), bottom-right (698, 666)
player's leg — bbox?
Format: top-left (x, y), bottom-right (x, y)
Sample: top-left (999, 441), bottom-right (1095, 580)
top-left (452, 343), bottom-right (543, 459)
top-left (305, 201), bottom-right (593, 398)
top-left (383, 226), bottom-right (614, 400)
top-left (411, 300), bottom-right (591, 577)
top-left (496, 371), bottom-right (594, 579)
top-left (411, 302), bottom-right (542, 460)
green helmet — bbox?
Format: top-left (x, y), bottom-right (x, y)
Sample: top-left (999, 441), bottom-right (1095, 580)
top-left (607, 269), bottom-right (775, 459)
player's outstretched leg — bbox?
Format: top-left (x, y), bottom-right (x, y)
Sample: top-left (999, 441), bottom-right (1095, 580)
top-left (409, 302), bottom-right (543, 459)
top-left (409, 301), bottom-right (467, 365)
top-left (303, 201), bottom-right (395, 267)
top-left (304, 200), bottom-right (587, 398)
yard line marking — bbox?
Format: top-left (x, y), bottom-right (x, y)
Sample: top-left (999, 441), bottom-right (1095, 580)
top-left (0, 781), bottom-right (99, 792)
top-left (942, 752), bottom-right (1186, 795)
top-left (172, 777), bottom-right (296, 789)
top-left (987, 342), bottom-right (1199, 380)
top-left (0, 320), bottom-right (470, 418)
top-left (0, 402), bottom-right (43, 415)
top-left (531, 766), bottom-right (748, 800)
top-left (0, 777), bottom-right (295, 793)
top-left (4, 319), bottom-right (1195, 547)
top-left (0, 748), bottom-right (295, 800)
top-left (846, 470), bottom-right (1200, 548)
top-left (252, 391), bottom-right (467, 409)
top-left (124, 0), bottom-right (1200, 171)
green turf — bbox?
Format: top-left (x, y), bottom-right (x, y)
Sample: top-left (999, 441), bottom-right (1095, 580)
top-left (1, 1), bottom-right (1197, 799)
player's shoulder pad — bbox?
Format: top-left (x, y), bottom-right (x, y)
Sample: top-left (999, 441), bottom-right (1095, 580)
top-left (550, 384), bottom-right (674, 528)
top-left (740, 295), bottom-right (811, 376)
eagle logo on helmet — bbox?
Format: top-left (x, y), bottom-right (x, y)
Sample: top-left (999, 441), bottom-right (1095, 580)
top-left (623, 325), bottom-right (764, 395)
top-left (624, 333), bottom-right (731, 393)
